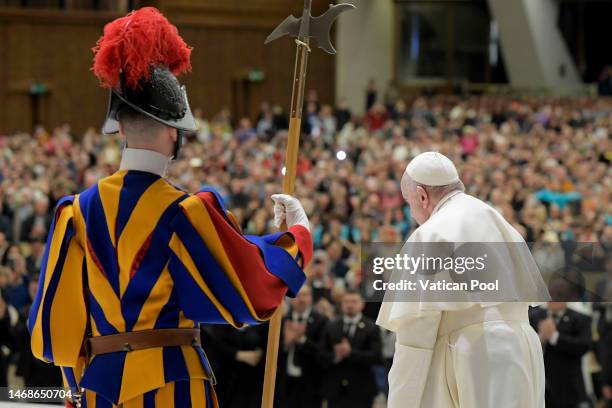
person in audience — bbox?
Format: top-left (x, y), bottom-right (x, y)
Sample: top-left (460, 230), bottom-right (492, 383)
top-left (277, 284), bottom-right (329, 408)
top-left (203, 324), bottom-right (268, 408)
top-left (0, 294), bottom-right (13, 387)
top-left (604, 341), bottom-right (612, 408)
top-left (321, 289), bottom-right (382, 408)
top-left (19, 194), bottom-right (50, 242)
top-left (530, 275), bottom-right (594, 408)
top-left (597, 256), bottom-right (612, 407)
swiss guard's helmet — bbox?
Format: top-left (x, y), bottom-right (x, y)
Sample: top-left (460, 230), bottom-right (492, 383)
top-left (92, 7), bottom-right (196, 157)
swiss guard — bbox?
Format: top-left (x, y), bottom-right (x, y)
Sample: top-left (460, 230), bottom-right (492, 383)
top-left (28, 7), bottom-right (312, 408)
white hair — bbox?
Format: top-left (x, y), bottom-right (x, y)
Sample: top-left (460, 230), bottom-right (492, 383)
top-left (401, 173), bottom-right (464, 200)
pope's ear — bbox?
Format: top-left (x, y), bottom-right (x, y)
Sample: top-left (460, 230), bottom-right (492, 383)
top-left (415, 185), bottom-right (428, 205)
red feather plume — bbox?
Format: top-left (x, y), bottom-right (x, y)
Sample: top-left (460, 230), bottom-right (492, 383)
top-left (92, 7), bottom-right (192, 90)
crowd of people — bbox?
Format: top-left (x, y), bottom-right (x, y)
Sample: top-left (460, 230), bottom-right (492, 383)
top-left (0, 87), bottom-right (610, 407)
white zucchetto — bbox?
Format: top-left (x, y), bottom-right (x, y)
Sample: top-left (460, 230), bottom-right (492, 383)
top-left (405, 151), bottom-right (460, 186)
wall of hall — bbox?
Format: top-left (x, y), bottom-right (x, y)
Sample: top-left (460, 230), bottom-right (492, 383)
top-left (335, 0), bottom-right (394, 115)
top-left (0, 0), bottom-right (336, 135)
top-left (487, 0), bottom-right (581, 88)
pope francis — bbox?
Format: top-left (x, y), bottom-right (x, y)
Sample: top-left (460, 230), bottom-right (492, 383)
top-left (377, 152), bottom-right (548, 408)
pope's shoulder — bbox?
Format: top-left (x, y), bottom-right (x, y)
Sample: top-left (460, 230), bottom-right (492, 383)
top-left (410, 192), bottom-right (517, 242)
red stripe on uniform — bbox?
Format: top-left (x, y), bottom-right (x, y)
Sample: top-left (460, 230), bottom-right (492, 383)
top-left (87, 239), bottom-right (108, 279)
top-left (130, 232), bottom-right (153, 279)
top-left (195, 192), bottom-right (288, 316)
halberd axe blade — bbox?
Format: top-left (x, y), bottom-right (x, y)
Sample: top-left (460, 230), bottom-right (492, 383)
top-left (265, 1), bottom-right (356, 54)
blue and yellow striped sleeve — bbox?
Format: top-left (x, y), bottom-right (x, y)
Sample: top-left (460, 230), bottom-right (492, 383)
top-left (168, 188), bottom-right (312, 328)
top-left (29, 196), bottom-right (88, 367)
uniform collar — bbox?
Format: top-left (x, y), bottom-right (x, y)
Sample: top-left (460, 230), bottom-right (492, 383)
top-left (432, 190), bottom-right (463, 215)
top-left (120, 148), bottom-right (171, 177)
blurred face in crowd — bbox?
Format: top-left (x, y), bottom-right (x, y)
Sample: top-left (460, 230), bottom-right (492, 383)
top-left (291, 285), bottom-right (313, 313)
top-left (327, 242), bottom-right (342, 261)
top-left (603, 226), bottom-right (612, 244)
top-left (29, 279), bottom-right (38, 301)
top-left (341, 292), bottom-right (364, 318)
top-left (310, 256), bottom-right (328, 280)
top-left (0, 269), bottom-right (8, 289)
top-left (547, 301), bottom-right (567, 314)
top-left (547, 277), bottom-right (576, 312)
top-left (33, 198), bottom-right (49, 215)
top-left (31, 241), bottom-right (45, 257)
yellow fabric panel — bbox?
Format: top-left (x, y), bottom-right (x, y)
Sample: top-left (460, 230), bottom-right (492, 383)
top-left (86, 256), bottom-right (125, 333)
top-left (119, 348), bottom-right (165, 403)
top-left (29, 311), bottom-right (44, 360)
top-left (72, 356), bottom-right (87, 387)
top-left (179, 197), bottom-right (260, 321)
top-left (84, 390), bottom-right (97, 408)
top-left (168, 234), bottom-right (239, 328)
top-left (273, 234), bottom-right (300, 260)
top-left (226, 210), bottom-right (241, 232)
top-left (181, 346), bottom-right (207, 380)
top-left (117, 179), bottom-right (184, 296)
top-left (178, 311), bottom-right (195, 329)
top-left (90, 316), bottom-right (100, 337)
top-left (208, 384), bottom-right (219, 408)
top-left (155, 381), bottom-right (175, 408)
top-left (30, 203), bottom-right (74, 362)
top-left (60, 370), bottom-right (68, 390)
top-left (97, 170), bottom-right (126, 248)
top-left (132, 266), bottom-right (173, 331)
top-left (49, 238), bottom-right (86, 366)
top-left (190, 380), bottom-right (207, 408)
top-left (122, 393), bottom-right (143, 408)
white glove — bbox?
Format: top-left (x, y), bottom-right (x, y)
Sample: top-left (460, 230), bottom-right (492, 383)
top-left (271, 194), bottom-right (310, 231)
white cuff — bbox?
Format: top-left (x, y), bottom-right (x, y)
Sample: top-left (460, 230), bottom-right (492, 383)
top-left (388, 342), bottom-right (433, 408)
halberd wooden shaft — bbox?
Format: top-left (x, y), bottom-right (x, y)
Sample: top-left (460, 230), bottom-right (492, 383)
top-left (261, 39), bottom-right (309, 408)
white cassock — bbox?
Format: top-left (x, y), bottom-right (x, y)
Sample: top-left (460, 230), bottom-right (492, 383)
top-left (377, 190), bottom-right (548, 408)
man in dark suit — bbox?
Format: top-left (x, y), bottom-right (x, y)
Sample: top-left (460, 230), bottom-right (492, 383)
top-left (321, 289), bottom-right (381, 408)
top-left (277, 284), bottom-right (328, 408)
top-left (602, 338), bottom-right (612, 408)
top-left (0, 295), bottom-right (12, 388)
top-left (529, 276), bottom-right (593, 408)
top-left (19, 195), bottom-right (50, 242)
top-left (596, 256), bottom-right (612, 407)
top-left (202, 323), bottom-right (267, 408)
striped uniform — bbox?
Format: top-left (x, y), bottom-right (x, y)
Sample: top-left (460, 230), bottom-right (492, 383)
top-left (28, 170), bottom-right (312, 408)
